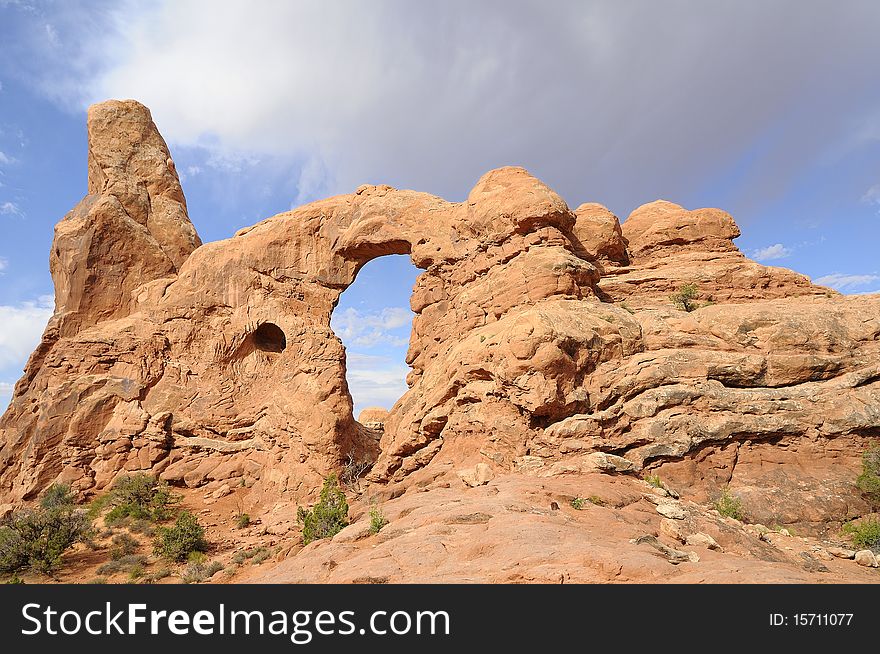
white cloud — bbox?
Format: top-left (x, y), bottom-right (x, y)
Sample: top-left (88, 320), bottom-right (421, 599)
top-left (331, 306), bottom-right (412, 348)
top-left (0, 295), bottom-right (53, 369)
top-left (44, 23), bottom-right (60, 48)
top-left (0, 201), bottom-right (23, 216)
top-left (0, 151), bottom-right (14, 166)
top-left (750, 243), bottom-right (792, 261)
top-left (0, 256), bottom-right (8, 272)
top-left (9, 0), bottom-right (864, 216)
top-left (863, 185), bottom-right (880, 210)
top-left (813, 273), bottom-right (880, 292)
top-left (345, 352), bottom-right (409, 415)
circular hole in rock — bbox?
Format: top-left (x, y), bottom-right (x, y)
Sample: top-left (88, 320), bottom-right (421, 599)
top-left (252, 322), bottom-right (286, 353)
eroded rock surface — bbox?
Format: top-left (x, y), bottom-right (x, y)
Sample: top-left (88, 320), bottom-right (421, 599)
top-left (1, 101), bottom-right (878, 558)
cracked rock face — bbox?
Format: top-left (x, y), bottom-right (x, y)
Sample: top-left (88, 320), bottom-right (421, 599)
top-left (1, 100), bottom-right (878, 533)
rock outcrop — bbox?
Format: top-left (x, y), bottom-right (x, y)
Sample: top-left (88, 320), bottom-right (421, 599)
top-left (1, 100), bottom-right (878, 549)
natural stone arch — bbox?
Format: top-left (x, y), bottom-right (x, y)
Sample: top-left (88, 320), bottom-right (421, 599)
top-left (1, 98), bottom-right (867, 537)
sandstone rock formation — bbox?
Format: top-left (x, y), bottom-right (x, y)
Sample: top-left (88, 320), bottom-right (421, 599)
top-left (1, 100), bottom-right (878, 557)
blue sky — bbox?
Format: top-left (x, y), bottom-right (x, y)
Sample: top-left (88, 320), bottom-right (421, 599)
top-left (1, 1), bottom-right (879, 413)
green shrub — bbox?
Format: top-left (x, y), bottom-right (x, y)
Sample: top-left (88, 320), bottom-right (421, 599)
top-left (644, 474), bottom-right (663, 489)
top-left (250, 548), bottom-right (272, 565)
top-left (110, 533), bottom-right (139, 560)
top-left (96, 554), bottom-right (148, 577)
top-left (128, 519), bottom-right (156, 536)
top-left (231, 550), bottom-right (250, 565)
top-left (153, 511), bottom-right (207, 562)
top-left (856, 446), bottom-right (880, 505)
top-left (230, 546), bottom-right (268, 564)
top-left (670, 284), bottom-right (699, 312)
top-left (842, 517), bottom-right (880, 551)
top-left (297, 474), bottom-right (349, 545)
top-left (181, 560), bottom-right (223, 584)
top-left (40, 483), bottom-right (77, 510)
top-left (235, 513), bottom-right (251, 529)
top-left (103, 474), bottom-right (179, 525)
top-left (128, 564), bottom-right (145, 581)
top-left (714, 487), bottom-right (744, 520)
top-left (571, 495), bottom-right (605, 509)
top-left (0, 484), bottom-right (93, 574)
top-left (369, 505), bottom-right (388, 535)
top-left (141, 567), bottom-right (171, 584)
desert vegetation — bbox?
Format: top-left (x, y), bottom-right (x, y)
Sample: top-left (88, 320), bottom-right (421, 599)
top-left (669, 283), bottom-right (700, 312)
top-left (297, 474), bottom-right (349, 545)
top-left (713, 487), bottom-right (744, 520)
top-left (153, 511), bottom-right (207, 561)
top-left (0, 483), bottom-right (92, 575)
top-left (369, 504), bottom-right (388, 535)
top-left (842, 517), bottom-right (880, 552)
top-left (856, 445), bottom-right (880, 506)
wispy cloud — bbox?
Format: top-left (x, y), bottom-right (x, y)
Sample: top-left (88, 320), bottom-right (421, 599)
top-left (863, 185), bottom-right (880, 211)
top-left (813, 272), bottom-right (880, 292)
top-left (331, 306), bottom-right (412, 349)
top-left (0, 151), bottom-right (15, 166)
top-left (750, 243), bottom-right (792, 261)
top-left (0, 201), bottom-right (23, 216)
top-left (44, 23), bottom-right (60, 48)
top-left (0, 294), bottom-right (53, 369)
top-left (345, 352), bottom-right (409, 415)
top-left (0, 256), bottom-right (8, 272)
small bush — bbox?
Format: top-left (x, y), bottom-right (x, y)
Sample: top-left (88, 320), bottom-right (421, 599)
top-left (0, 484), bottom-right (93, 574)
top-left (842, 517), bottom-right (880, 551)
top-left (181, 560), bottom-right (223, 584)
top-left (670, 284), bottom-right (699, 312)
top-left (40, 483), bottom-right (77, 510)
top-left (103, 474), bottom-right (179, 525)
top-left (340, 454), bottom-right (371, 491)
top-left (714, 487), bottom-right (744, 520)
top-left (297, 474), bottom-right (349, 545)
top-left (141, 567), bottom-right (171, 584)
top-left (571, 495), bottom-right (605, 509)
top-left (250, 548), bottom-right (272, 565)
top-left (128, 564), bottom-right (145, 581)
top-left (231, 550), bottom-right (251, 565)
top-left (644, 474), bottom-right (663, 489)
top-left (128, 519), bottom-right (156, 536)
top-left (96, 554), bottom-right (148, 577)
top-left (110, 533), bottom-right (139, 560)
top-left (369, 505), bottom-right (388, 535)
top-left (856, 446), bottom-right (880, 506)
top-left (235, 513), bottom-right (251, 530)
top-left (153, 511), bottom-right (207, 562)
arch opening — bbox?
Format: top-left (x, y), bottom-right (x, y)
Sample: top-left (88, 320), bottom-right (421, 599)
top-left (252, 322), bottom-right (287, 353)
top-left (331, 254), bottom-right (420, 422)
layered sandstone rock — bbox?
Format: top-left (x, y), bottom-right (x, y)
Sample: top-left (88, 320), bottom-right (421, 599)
top-left (1, 100), bottom-right (878, 545)
top-left (597, 199), bottom-right (824, 307)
